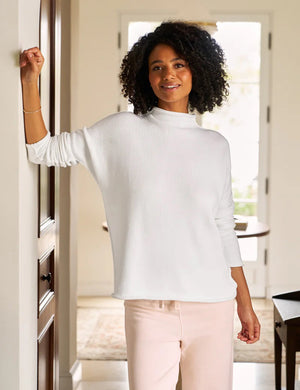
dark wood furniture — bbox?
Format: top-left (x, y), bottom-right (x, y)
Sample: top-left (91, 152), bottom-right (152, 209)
top-left (272, 290), bottom-right (300, 390)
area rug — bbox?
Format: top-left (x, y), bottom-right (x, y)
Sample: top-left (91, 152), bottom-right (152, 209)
top-left (77, 305), bottom-right (300, 363)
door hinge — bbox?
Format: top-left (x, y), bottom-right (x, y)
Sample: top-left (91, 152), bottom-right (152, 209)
top-left (265, 177), bottom-right (269, 195)
top-left (118, 32), bottom-right (121, 49)
top-left (268, 32), bottom-right (272, 50)
top-left (264, 249), bottom-right (268, 266)
top-left (267, 106), bottom-right (271, 123)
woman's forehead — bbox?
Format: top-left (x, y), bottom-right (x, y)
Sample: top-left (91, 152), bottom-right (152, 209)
top-left (148, 44), bottom-right (182, 63)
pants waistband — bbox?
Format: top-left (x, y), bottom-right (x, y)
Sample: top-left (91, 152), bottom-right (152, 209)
top-left (124, 299), bottom-right (181, 310)
top-left (159, 300), bottom-right (180, 309)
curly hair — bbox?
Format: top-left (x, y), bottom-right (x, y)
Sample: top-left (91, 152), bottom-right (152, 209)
top-left (119, 21), bottom-right (229, 115)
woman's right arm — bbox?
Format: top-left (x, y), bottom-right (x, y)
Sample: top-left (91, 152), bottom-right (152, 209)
top-left (20, 47), bottom-right (87, 168)
top-left (20, 47), bottom-right (48, 144)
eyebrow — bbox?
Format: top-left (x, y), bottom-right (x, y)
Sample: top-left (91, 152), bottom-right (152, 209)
top-left (149, 57), bottom-right (183, 66)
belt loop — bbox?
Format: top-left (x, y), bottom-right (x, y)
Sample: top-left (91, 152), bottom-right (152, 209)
top-left (159, 300), bottom-right (164, 309)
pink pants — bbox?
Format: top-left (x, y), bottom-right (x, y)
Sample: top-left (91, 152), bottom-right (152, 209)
top-left (124, 298), bottom-right (235, 390)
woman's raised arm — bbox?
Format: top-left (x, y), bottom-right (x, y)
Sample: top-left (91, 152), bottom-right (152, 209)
top-left (20, 47), bottom-right (48, 144)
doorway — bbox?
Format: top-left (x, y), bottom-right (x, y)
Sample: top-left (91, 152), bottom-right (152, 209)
top-left (119, 14), bottom-right (271, 297)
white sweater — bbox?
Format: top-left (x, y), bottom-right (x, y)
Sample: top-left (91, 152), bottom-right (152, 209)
top-left (26, 106), bottom-right (243, 302)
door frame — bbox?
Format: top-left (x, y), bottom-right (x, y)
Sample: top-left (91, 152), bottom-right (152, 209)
top-left (37, 0), bottom-right (61, 388)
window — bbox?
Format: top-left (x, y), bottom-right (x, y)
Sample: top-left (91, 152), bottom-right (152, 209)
top-left (202, 22), bottom-right (262, 262)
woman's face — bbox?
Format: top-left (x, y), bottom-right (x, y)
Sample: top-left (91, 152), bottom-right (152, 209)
top-left (148, 43), bottom-right (192, 113)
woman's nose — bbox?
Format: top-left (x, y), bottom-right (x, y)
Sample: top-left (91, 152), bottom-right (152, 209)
top-left (162, 67), bottom-right (175, 80)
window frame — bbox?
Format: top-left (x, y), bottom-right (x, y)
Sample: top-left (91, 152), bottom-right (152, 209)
top-left (211, 13), bottom-right (271, 297)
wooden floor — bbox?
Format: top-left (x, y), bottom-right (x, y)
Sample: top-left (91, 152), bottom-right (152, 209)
top-left (77, 297), bottom-right (300, 390)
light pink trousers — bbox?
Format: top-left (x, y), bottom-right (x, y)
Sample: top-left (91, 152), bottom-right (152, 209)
top-left (124, 298), bottom-right (235, 390)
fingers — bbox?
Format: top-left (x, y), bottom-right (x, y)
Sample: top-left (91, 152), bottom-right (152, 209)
top-left (254, 323), bottom-right (261, 338)
top-left (19, 47), bottom-right (44, 67)
top-left (247, 323), bottom-right (255, 342)
top-left (247, 322), bottom-right (261, 344)
top-left (25, 47), bottom-right (40, 53)
top-left (237, 329), bottom-right (248, 342)
top-left (22, 47), bottom-right (43, 56)
top-left (237, 321), bottom-right (261, 344)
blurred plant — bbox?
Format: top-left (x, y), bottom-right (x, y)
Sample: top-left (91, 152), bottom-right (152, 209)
top-left (232, 178), bottom-right (257, 216)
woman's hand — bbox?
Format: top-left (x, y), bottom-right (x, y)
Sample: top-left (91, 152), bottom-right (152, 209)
top-left (236, 304), bottom-right (261, 344)
top-left (230, 267), bottom-right (261, 344)
top-left (20, 47), bottom-right (44, 84)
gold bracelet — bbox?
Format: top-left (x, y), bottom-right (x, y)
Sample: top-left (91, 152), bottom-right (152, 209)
top-left (23, 107), bottom-right (41, 114)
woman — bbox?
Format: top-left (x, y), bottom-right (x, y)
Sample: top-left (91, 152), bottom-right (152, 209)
top-left (20, 21), bottom-right (260, 390)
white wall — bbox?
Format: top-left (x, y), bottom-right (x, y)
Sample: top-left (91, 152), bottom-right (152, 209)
top-left (0, 0), bottom-right (40, 388)
top-left (74, 0), bottom-right (300, 298)
top-left (0, 1), bottom-right (79, 389)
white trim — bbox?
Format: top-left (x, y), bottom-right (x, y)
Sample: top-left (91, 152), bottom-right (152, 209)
top-left (71, 360), bottom-right (82, 390)
top-left (59, 359), bottom-right (82, 390)
top-left (119, 12), bottom-right (177, 58)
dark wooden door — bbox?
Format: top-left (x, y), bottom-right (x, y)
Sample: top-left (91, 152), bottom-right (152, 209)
top-left (37, 0), bottom-right (60, 389)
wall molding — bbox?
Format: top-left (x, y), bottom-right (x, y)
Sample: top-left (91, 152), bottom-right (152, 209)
top-left (59, 359), bottom-right (82, 390)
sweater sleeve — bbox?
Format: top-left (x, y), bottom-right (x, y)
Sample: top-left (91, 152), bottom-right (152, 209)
top-left (25, 126), bottom-right (94, 168)
top-left (215, 140), bottom-right (244, 268)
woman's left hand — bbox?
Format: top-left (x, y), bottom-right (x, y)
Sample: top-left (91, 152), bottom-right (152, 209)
top-left (236, 304), bottom-right (261, 344)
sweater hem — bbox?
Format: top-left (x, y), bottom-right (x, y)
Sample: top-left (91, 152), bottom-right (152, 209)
top-left (111, 292), bottom-right (236, 303)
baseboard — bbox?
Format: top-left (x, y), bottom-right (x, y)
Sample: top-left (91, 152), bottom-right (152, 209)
top-left (71, 360), bottom-right (82, 389)
top-left (59, 359), bottom-right (82, 390)
top-left (77, 281), bottom-right (113, 296)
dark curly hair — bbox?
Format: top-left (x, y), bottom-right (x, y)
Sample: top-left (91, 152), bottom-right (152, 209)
top-left (119, 21), bottom-right (229, 115)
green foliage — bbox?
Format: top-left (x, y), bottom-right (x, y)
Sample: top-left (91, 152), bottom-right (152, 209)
top-left (234, 201), bottom-right (257, 216)
top-left (232, 179), bottom-right (257, 216)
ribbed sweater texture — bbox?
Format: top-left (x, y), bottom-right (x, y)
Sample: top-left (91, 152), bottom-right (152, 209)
top-left (26, 107), bottom-right (243, 302)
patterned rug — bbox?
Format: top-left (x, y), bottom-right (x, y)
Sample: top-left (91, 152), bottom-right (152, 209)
top-left (77, 304), bottom-right (300, 363)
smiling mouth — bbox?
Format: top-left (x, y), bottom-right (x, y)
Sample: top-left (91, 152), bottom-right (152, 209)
top-left (161, 84), bottom-right (180, 89)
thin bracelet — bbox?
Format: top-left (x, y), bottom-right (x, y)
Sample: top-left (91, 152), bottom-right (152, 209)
top-left (23, 107), bottom-right (41, 114)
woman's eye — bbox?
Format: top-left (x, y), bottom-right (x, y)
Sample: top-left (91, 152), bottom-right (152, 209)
top-left (175, 63), bottom-right (185, 68)
top-left (152, 66), bottom-right (161, 71)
